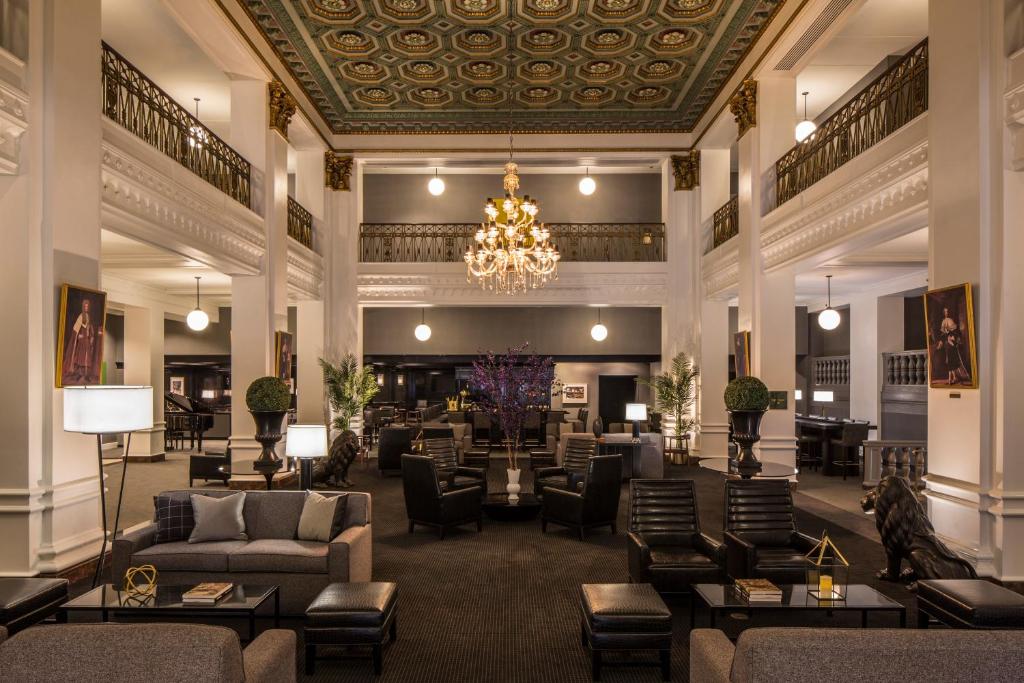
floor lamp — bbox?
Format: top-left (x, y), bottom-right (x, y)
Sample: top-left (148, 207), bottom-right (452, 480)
top-left (287, 424), bottom-right (328, 491)
top-left (64, 385), bottom-right (154, 588)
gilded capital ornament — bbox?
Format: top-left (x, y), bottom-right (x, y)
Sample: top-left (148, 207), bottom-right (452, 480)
top-left (670, 150), bottom-right (700, 191)
top-left (268, 80), bottom-right (297, 139)
top-left (729, 79), bottom-right (757, 138)
top-left (325, 151), bottom-right (354, 191)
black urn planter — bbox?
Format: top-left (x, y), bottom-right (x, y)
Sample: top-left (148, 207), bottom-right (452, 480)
top-left (251, 410), bottom-right (286, 489)
top-left (729, 409), bottom-right (765, 477)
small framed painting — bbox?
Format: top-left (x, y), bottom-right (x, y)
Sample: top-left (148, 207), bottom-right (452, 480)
top-left (275, 331), bottom-right (293, 380)
top-left (56, 284), bottom-right (107, 388)
top-left (562, 383), bottom-right (588, 404)
top-left (733, 331), bottom-right (751, 378)
top-left (923, 283), bottom-right (978, 389)
top-left (169, 376), bottom-right (186, 396)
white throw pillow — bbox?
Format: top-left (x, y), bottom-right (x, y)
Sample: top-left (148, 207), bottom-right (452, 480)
top-left (297, 492), bottom-right (348, 542)
top-left (188, 492), bottom-right (247, 543)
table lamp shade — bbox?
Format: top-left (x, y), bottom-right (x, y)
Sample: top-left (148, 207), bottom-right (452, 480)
top-left (63, 386), bottom-right (154, 434)
top-left (625, 403), bottom-right (648, 422)
top-left (812, 390), bottom-right (835, 403)
top-left (286, 425), bottom-right (328, 459)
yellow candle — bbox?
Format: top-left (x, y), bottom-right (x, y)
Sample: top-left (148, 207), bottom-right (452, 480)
top-left (819, 574), bottom-right (833, 596)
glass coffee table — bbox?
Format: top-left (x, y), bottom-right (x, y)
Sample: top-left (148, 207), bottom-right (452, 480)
top-left (482, 493), bottom-right (542, 521)
top-left (58, 584), bottom-right (279, 642)
top-left (691, 584), bottom-right (905, 630)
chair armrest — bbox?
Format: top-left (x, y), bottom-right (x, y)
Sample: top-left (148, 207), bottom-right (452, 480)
top-left (542, 487), bottom-right (583, 522)
top-left (534, 466), bottom-right (565, 479)
top-left (723, 530), bottom-right (756, 579)
top-left (689, 629), bottom-right (734, 683)
top-left (441, 485), bottom-right (482, 520)
top-left (794, 531), bottom-right (820, 552)
top-left (627, 532), bottom-right (651, 581)
top-left (328, 523), bottom-right (373, 582)
top-left (455, 465), bottom-right (486, 479)
top-left (111, 522), bottom-right (158, 583)
top-left (243, 629), bottom-right (297, 683)
top-left (696, 532), bottom-right (726, 566)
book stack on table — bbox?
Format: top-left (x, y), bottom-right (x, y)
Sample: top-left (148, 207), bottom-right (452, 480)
top-left (182, 582), bottom-right (233, 605)
top-left (735, 579), bottom-right (783, 604)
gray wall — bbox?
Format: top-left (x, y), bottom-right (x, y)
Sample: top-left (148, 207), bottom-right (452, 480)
top-left (362, 173), bottom-right (662, 224)
top-left (363, 306), bottom-right (661, 357)
top-left (552, 362), bottom-right (652, 430)
top-left (164, 307), bottom-right (232, 356)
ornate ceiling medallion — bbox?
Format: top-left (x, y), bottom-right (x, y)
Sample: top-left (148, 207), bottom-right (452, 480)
top-left (340, 61), bottom-right (389, 83)
top-left (459, 60), bottom-right (503, 82)
top-left (520, 86), bottom-right (560, 106)
top-left (464, 86), bottom-right (504, 106)
top-left (446, 0), bottom-right (502, 22)
top-left (589, 0), bottom-right (649, 22)
top-left (657, 0), bottom-right (723, 22)
top-left (571, 86), bottom-right (614, 106)
top-left (409, 87), bottom-right (452, 107)
top-left (519, 29), bottom-right (569, 54)
top-left (521, 0), bottom-right (577, 23)
top-left (579, 60), bottom-right (625, 83)
top-left (627, 86), bottom-right (669, 104)
top-left (520, 60), bottom-right (563, 83)
top-left (355, 87), bottom-right (398, 106)
top-left (324, 30), bottom-right (375, 56)
top-left (583, 29), bottom-right (635, 56)
top-left (388, 29), bottom-right (441, 56)
top-left (301, 0), bottom-right (365, 23)
top-left (649, 28), bottom-right (700, 54)
top-left (400, 61), bottom-right (447, 83)
top-left (374, 0), bottom-right (434, 22)
top-left (454, 29), bottom-right (505, 56)
top-left (637, 59), bottom-right (682, 82)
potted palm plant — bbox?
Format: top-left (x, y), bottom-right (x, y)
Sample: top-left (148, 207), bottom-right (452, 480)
top-left (246, 376), bottom-right (291, 487)
top-left (319, 354), bottom-right (380, 437)
top-left (724, 376), bottom-right (770, 476)
top-left (638, 352), bottom-right (699, 464)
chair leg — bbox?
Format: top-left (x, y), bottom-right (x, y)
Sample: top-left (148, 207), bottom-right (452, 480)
top-left (408, 520), bottom-right (414, 533)
top-left (477, 517), bottom-right (483, 532)
top-left (305, 643), bottom-right (316, 675)
top-left (578, 527), bottom-right (585, 541)
top-left (390, 616), bottom-right (397, 643)
top-left (917, 608), bottom-right (930, 629)
top-left (610, 522), bottom-right (617, 535)
top-left (660, 649), bottom-right (671, 681)
top-left (372, 643), bottom-right (383, 675)
top-left (591, 650), bottom-right (602, 681)
top-left (541, 519), bottom-right (547, 533)
top-left (580, 619), bottom-right (588, 648)
top-left (438, 526), bottom-right (445, 540)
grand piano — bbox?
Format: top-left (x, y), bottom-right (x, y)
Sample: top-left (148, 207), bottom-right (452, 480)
top-left (165, 393), bottom-right (215, 452)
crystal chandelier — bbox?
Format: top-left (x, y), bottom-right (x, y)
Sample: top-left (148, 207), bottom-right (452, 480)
top-left (464, 3), bottom-right (559, 294)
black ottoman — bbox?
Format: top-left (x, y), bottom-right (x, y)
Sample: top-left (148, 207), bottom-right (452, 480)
top-left (917, 579), bottom-right (1024, 629)
top-left (305, 582), bottom-right (398, 675)
top-left (580, 583), bottom-right (672, 681)
top-left (0, 578), bottom-right (69, 635)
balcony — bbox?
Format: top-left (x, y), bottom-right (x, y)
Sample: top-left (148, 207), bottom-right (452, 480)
top-left (707, 195), bottom-right (738, 253)
top-left (101, 42), bottom-right (252, 208)
top-left (287, 196), bottom-right (314, 251)
top-left (359, 223), bottom-right (666, 263)
top-left (775, 39), bottom-right (928, 207)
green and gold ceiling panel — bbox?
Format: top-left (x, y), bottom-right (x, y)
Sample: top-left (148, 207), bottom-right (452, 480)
top-left (239, 0), bottom-right (786, 134)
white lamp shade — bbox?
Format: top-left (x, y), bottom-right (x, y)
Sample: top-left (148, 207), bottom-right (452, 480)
top-left (414, 323), bottom-right (432, 341)
top-left (578, 176), bottom-right (596, 195)
top-left (818, 307), bottom-right (841, 330)
top-left (813, 390), bottom-right (834, 403)
top-left (625, 403), bottom-right (648, 421)
top-left (201, 389), bottom-right (216, 399)
top-left (590, 323), bottom-right (608, 341)
top-left (286, 424), bottom-right (328, 459)
top-left (795, 119), bottom-right (817, 142)
top-left (795, 389), bottom-right (803, 400)
top-left (63, 386), bottom-right (154, 434)
top-left (187, 308), bottom-right (209, 331)
top-left (427, 176), bottom-right (445, 196)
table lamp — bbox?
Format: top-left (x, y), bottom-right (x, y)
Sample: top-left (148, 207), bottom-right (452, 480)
top-left (813, 390), bottom-right (834, 417)
top-left (64, 385), bottom-right (154, 588)
top-left (287, 424), bottom-right (328, 491)
top-left (625, 403), bottom-right (648, 443)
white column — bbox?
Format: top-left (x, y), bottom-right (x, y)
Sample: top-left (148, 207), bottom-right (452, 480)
top-left (849, 295), bottom-right (903, 426)
top-left (122, 305), bottom-right (165, 461)
top-left (0, 0), bottom-right (104, 576)
top-left (295, 149), bottom-right (325, 221)
top-left (229, 275), bottom-right (274, 473)
top-left (736, 75), bottom-right (797, 470)
top-left (926, 0), bottom-right (1024, 579)
top-left (296, 299), bottom-right (325, 424)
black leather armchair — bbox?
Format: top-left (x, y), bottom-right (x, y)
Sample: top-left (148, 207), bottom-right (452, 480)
top-left (626, 479), bottom-right (724, 592)
top-left (723, 480), bottom-right (818, 583)
top-left (423, 438), bottom-right (486, 493)
top-left (189, 448), bottom-right (231, 487)
top-left (378, 427), bottom-right (413, 476)
top-left (401, 454), bottom-right (482, 539)
top-left (535, 436), bottom-right (598, 494)
top-left (541, 454), bottom-right (621, 540)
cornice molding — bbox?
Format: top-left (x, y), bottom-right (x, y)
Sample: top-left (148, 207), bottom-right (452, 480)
top-left (670, 150), bottom-right (700, 191)
top-left (287, 239), bottom-right (323, 301)
top-left (0, 78), bottom-right (28, 174)
top-left (700, 240), bottom-right (739, 298)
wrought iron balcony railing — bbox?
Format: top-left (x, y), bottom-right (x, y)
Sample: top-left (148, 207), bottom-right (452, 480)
top-left (359, 223), bottom-right (666, 263)
top-left (287, 196), bottom-right (313, 250)
top-left (708, 195), bottom-right (738, 253)
top-left (101, 42), bottom-right (252, 208)
top-left (775, 39), bottom-right (928, 206)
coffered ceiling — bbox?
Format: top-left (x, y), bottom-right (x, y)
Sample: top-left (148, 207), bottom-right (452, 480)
top-left (237, 0), bottom-right (786, 134)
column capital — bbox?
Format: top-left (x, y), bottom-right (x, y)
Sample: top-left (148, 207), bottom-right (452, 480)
top-left (325, 151), bottom-right (354, 191)
top-left (268, 80), bottom-right (297, 140)
top-left (670, 150), bottom-right (700, 191)
top-left (729, 79), bottom-right (757, 138)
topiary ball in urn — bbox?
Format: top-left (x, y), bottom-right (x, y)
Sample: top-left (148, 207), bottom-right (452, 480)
top-left (246, 376), bottom-right (291, 487)
top-left (724, 376), bottom-right (770, 476)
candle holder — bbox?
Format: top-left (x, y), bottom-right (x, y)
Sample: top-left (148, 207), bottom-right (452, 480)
top-left (806, 531), bottom-right (849, 601)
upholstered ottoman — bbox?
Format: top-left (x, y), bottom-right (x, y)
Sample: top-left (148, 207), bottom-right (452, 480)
top-left (0, 578), bottom-right (69, 635)
top-left (304, 582), bottom-right (398, 675)
top-left (580, 583), bottom-right (672, 681)
top-left (917, 579), bottom-right (1024, 629)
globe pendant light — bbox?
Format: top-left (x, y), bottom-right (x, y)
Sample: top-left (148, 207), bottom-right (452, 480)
top-left (414, 308), bottom-right (432, 341)
top-left (579, 167), bottom-right (596, 196)
top-left (188, 97), bottom-right (208, 149)
top-left (795, 91), bottom-right (817, 143)
top-left (186, 276), bottom-right (210, 331)
top-left (817, 275), bottom-right (840, 330)
top-left (590, 308), bottom-right (608, 342)
top-left (428, 167), bottom-right (445, 196)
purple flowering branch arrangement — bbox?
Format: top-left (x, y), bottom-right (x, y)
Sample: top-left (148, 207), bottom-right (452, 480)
top-left (470, 342), bottom-right (556, 471)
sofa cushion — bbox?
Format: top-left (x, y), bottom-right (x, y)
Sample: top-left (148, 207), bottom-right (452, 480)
top-left (754, 547), bottom-right (808, 568)
top-left (649, 547), bottom-right (717, 567)
top-left (228, 539), bottom-right (329, 574)
top-left (242, 491), bottom-right (306, 539)
top-left (154, 492), bottom-right (195, 544)
top-left (189, 492), bottom-right (247, 543)
top-left (297, 492), bottom-right (349, 543)
top-left (918, 579), bottom-right (1024, 627)
top-left (133, 541), bottom-right (248, 572)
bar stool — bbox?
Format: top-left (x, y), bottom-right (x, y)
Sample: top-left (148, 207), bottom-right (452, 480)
top-left (829, 421), bottom-right (869, 480)
top-left (797, 428), bottom-right (823, 472)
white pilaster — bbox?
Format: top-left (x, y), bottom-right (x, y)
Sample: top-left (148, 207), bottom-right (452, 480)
top-left (229, 274), bottom-right (273, 473)
top-left (849, 295), bottom-right (903, 426)
top-left (122, 305), bottom-right (165, 460)
top-left (296, 299), bottom-right (325, 424)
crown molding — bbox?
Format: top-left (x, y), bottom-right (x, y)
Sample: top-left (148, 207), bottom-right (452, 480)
top-left (0, 78), bottom-right (28, 175)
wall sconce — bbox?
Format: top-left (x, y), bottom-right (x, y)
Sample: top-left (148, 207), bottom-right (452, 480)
top-left (376, 373), bottom-right (385, 386)
top-left (397, 375), bottom-right (405, 387)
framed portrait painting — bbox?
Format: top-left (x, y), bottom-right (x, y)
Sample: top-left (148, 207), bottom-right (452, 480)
top-left (733, 331), bottom-right (751, 378)
top-left (275, 331), bottom-right (294, 381)
top-left (562, 383), bottom-right (588, 404)
top-left (923, 283), bottom-right (978, 389)
top-left (56, 284), bottom-right (107, 388)
top-left (169, 376), bottom-right (186, 396)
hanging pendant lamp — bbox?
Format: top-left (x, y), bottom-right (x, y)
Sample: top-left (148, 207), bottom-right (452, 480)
top-left (428, 167), bottom-right (445, 196)
top-left (817, 275), bottom-right (840, 330)
top-left (187, 276), bottom-right (210, 331)
top-left (579, 167), bottom-right (596, 196)
top-left (590, 308), bottom-right (608, 341)
top-left (795, 91), bottom-right (817, 143)
top-left (414, 308), bottom-right (432, 341)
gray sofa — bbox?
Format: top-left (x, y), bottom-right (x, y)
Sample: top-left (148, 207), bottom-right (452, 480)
top-left (0, 623), bottom-right (295, 682)
top-left (690, 627), bottom-right (1024, 682)
top-left (112, 490), bottom-right (371, 616)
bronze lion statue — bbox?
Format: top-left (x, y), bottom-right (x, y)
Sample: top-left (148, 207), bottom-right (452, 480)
top-left (312, 429), bottom-right (361, 488)
top-left (860, 475), bottom-right (976, 590)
